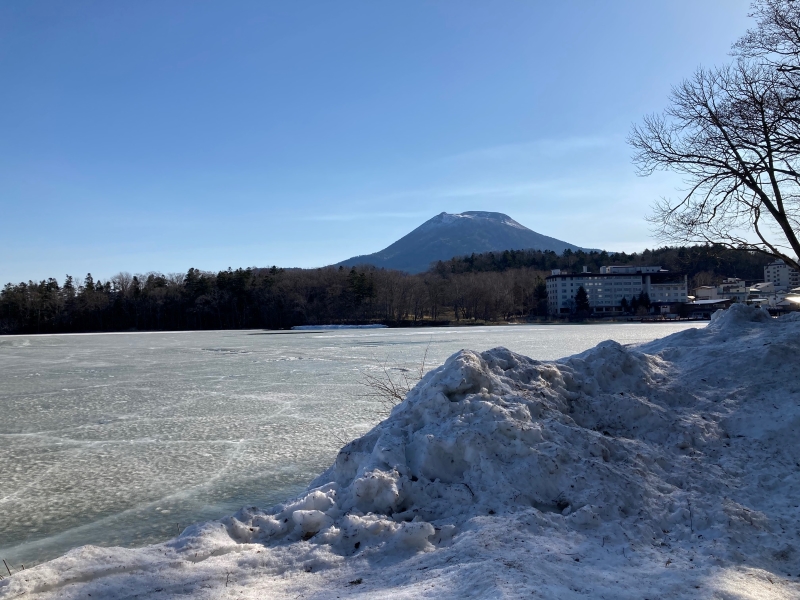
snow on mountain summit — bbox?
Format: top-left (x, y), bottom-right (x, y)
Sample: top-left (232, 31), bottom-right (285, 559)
top-left (4, 305), bottom-right (799, 599)
top-left (428, 210), bottom-right (521, 224)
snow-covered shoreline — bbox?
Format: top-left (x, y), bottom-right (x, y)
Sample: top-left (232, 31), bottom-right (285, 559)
top-left (2, 305), bottom-right (798, 599)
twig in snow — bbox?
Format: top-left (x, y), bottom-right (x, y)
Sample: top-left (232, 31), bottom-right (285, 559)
top-left (331, 429), bottom-right (355, 449)
top-left (688, 499), bottom-right (694, 532)
top-left (2, 559), bottom-right (11, 576)
top-left (359, 340), bottom-right (433, 417)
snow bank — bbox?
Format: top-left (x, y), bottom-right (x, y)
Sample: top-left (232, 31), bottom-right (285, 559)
top-left (3, 304), bottom-right (799, 599)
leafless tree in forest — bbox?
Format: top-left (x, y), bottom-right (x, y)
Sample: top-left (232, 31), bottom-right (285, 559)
top-left (630, 0), bottom-right (800, 270)
top-left (111, 272), bottom-right (133, 295)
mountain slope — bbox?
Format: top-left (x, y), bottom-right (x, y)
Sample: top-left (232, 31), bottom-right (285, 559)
top-left (335, 211), bottom-right (591, 273)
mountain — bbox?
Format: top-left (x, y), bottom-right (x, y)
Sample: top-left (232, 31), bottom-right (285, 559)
top-left (335, 211), bottom-right (592, 273)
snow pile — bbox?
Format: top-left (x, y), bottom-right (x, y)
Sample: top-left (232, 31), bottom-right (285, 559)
top-left (3, 304), bottom-right (799, 599)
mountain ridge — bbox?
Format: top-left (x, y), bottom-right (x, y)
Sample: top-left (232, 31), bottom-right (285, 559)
top-left (335, 211), bottom-right (593, 273)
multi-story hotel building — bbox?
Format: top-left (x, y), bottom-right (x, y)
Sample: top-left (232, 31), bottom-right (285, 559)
top-left (764, 259), bottom-right (800, 291)
top-left (546, 265), bottom-right (689, 315)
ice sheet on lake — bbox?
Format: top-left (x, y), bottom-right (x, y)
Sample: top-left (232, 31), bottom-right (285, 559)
top-left (291, 324), bottom-right (388, 330)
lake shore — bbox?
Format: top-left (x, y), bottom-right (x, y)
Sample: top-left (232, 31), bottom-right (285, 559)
top-left (0, 316), bottom-right (711, 338)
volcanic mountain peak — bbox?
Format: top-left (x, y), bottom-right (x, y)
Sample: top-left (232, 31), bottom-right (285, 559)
top-left (336, 211), bottom-right (592, 273)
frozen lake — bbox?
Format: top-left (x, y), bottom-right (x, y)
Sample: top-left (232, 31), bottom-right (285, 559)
top-left (0, 322), bottom-right (703, 568)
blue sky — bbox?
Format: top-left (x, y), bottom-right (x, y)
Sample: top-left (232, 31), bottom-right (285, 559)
top-left (0, 1), bottom-right (753, 284)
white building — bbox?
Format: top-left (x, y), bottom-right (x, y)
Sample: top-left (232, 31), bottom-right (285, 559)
top-left (748, 281), bottom-right (800, 310)
top-left (778, 288), bottom-right (800, 312)
top-left (694, 286), bottom-right (719, 301)
top-left (764, 259), bottom-right (800, 291)
top-left (546, 266), bottom-right (689, 315)
top-left (749, 281), bottom-right (775, 296)
top-left (693, 278), bottom-right (748, 303)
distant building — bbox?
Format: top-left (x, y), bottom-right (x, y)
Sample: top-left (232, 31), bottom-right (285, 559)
top-left (749, 281), bottom-right (775, 296)
top-left (778, 288), bottom-right (800, 312)
top-left (693, 286), bottom-right (719, 301)
top-left (747, 282), bottom-right (777, 308)
top-left (693, 278), bottom-right (748, 304)
top-left (687, 298), bottom-right (734, 319)
top-left (764, 259), bottom-right (800, 291)
top-left (546, 265), bottom-right (688, 316)
top-left (718, 278), bottom-right (748, 302)
top-left (745, 280), bottom-right (800, 310)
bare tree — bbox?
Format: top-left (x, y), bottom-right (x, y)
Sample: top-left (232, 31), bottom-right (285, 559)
top-left (359, 342), bottom-right (431, 416)
top-left (111, 272), bottom-right (133, 295)
top-left (734, 0), bottom-right (800, 73)
top-left (167, 272), bottom-right (186, 286)
top-left (630, 0), bottom-right (800, 270)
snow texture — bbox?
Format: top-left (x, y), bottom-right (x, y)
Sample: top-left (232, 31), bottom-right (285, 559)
top-left (2, 304), bottom-right (799, 599)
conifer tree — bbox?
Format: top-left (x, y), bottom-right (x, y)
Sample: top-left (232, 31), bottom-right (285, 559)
top-left (575, 286), bottom-right (591, 313)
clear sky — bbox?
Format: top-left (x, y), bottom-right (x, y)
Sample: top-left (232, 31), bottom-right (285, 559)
top-left (0, 1), bottom-right (753, 284)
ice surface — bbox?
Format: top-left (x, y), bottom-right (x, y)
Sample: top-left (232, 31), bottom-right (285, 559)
top-left (4, 310), bottom-right (800, 597)
top-left (291, 325), bottom-right (388, 330)
top-left (0, 323), bottom-right (700, 572)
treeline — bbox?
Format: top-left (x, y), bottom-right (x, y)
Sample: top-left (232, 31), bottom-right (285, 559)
top-left (0, 245), bottom-right (772, 334)
top-left (0, 266), bottom-right (549, 334)
top-left (435, 244), bottom-right (771, 288)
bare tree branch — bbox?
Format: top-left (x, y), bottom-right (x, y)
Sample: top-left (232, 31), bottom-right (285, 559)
top-left (630, 1), bottom-right (800, 270)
